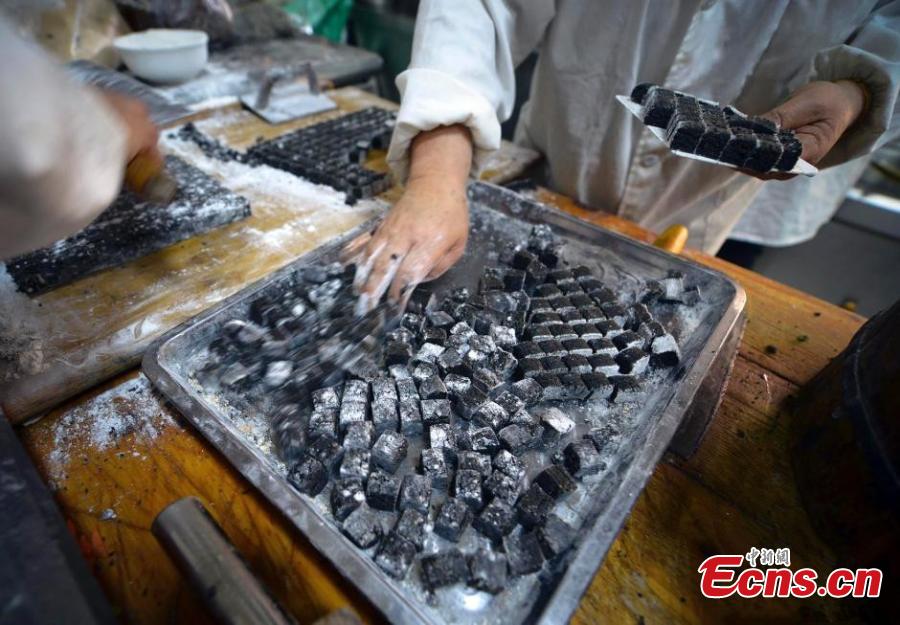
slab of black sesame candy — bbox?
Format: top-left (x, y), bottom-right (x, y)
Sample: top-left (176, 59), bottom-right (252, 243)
top-left (454, 468), bottom-right (485, 511)
top-left (535, 464), bottom-right (577, 500)
top-left (510, 378), bottom-right (543, 406)
top-left (493, 449), bottom-right (526, 482)
top-left (307, 436), bottom-right (344, 474)
top-left (398, 474), bottom-right (432, 515)
top-left (288, 456), bottom-right (328, 496)
top-left (457, 451), bottom-right (493, 479)
top-left (469, 426), bottom-right (501, 456)
top-left (339, 448), bottom-right (372, 481)
top-left (484, 470), bottom-right (523, 505)
top-left (533, 373), bottom-right (565, 402)
top-left (371, 431), bottom-right (408, 473)
top-left (578, 306), bottom-right (604, 325)
top-left (615, 346), bottom-right (650, 375)
top-left (342, 421), bottom-right (374, 450)
top-left (393, 508), bottom-right (426, 550)
top-left (468, 549), bottom-right (508, 594)
top-left (642, 87), bottom-right (676, 128)
top-left (434, 498), bottom-right (471, 542)
top-left (374, 532), bottom-right (417, 580)
top-left (584, 424), bottom-right (619, 454)
top-left (421, 549), bottom-right (469, 590)
top-left (537, 514), bottom-right (577, 559)
top-left (420, 447), bottom-right (452, 490)
top-left (366, 469), bottom-right (401, 511)
top-left (650, 333), bottom-right (681, 368)
top-left (563, 440), bottom-right (606, 478)
top-left (331, 477), bottom-right (365, 521)
top-left (743, 132), bottom-right (783, 172)
top-left (341, 504), bottom-right (383, 549)
top-left (473, 498), bottom-right (517, 542)
top-left (540, 408), bottom-right (576, 445)
top-left (775, 131), bottom-right (802, 171)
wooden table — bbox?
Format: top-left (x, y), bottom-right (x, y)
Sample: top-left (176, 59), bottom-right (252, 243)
top-left (16, 182), bottom-right (866, 624)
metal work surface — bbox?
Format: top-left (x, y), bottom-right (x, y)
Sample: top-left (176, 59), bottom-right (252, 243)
top-left (144, 183), bottom-right (745, 625)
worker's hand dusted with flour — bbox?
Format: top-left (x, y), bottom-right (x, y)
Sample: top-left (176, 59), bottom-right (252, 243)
top-left (351, 0), bottom-right (900, 309)
top-left (0, 17), bottom-right (160, 260)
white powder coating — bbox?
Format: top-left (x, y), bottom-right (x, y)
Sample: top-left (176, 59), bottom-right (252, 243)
top-left (45, 375), bottom-right (177, 487)
top-left (0, 265), bottom-right (52, 381)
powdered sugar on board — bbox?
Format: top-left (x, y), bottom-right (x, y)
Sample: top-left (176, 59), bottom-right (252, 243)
top-left (44, 374), bottom-right (178, 489)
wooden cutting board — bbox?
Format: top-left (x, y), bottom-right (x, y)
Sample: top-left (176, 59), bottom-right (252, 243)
top-left (0, 87), bottom-right (540, 424)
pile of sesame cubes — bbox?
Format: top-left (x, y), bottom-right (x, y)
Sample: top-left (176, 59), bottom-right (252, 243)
top-left (632, 83), bottom-right (803, 173)
top-left (210, 223), bottom-right (693, 600)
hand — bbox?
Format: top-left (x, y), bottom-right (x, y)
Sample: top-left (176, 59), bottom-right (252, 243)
top-left (755, 80), bottom-right (867, 179)
top-left (345, 125), bottom-right (474, 315)
top-left (98, 90), bottom-right (161, 163)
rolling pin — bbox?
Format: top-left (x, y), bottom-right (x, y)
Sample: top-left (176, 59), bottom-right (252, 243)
top-left (125, 151), bottom-right (178, 204)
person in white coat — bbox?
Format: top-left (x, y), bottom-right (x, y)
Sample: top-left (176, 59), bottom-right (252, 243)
top-left (0, 16), bottom-right (161, 260)
top-left (349, 0), bottom-right (900, 310)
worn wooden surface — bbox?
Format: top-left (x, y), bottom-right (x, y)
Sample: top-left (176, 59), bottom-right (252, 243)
top-left (17, 183), bottom-right (867, 624)
top-left (0, 87), bottom-right (538, 425)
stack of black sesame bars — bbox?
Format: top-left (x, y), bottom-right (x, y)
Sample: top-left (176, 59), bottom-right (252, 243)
top-left (631, 83), bottom-right (803, 173)
top-left (206, 224), bottom-right (693, 597)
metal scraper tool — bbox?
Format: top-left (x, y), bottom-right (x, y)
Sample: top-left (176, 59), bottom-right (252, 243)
top-left (241, 63), bottom-right (337, 125)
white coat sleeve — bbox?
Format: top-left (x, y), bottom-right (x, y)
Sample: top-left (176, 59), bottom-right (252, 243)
top-left (0, 17), bottom-right (129, 261)
top-left (386, 0), bottom-right (555, 182)
top-left (812, 1), bottom-right (900, 168)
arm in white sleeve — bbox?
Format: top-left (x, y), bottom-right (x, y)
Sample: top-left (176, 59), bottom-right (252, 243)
top-left (813, 1), bottom-right (900, 168)
top-left (0, 16), bottom-right (129, 260)
top-left (387, 0), bottom-right (555, 181)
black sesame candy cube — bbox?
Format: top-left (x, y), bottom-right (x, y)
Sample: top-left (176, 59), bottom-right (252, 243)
top-left (534, 373), bottom-right (566, 402)
top-left (484, 470), bottom-right (523, 504)
top-left (473, 498), bottom-right (517, 542)
top-left (513, 342), bottom-right (542, 359)
top-left (371, 378), bottom-right (398, 403)
top-left (601, 302), bottom-right (629, 326)
top-left (562, 353), bottom-right (592, 374)
top-left (394, 508), bottom-right (426, 550)
top-left (388, 364), bottom-right (412, 380)
top-left (511, 249), bottom-right (539, 270)
top-left (421, 549), bottom-right (469, 590)
top-left (470, 426), bottom-right (501, 455)
top-left (339, 401), bottom-right (367, 432)
top-left (331, 477), bottom-right (365, 521)
top-left (637, 320), bottom-right (666, 346)
top-left (615, 346), bottom-right (650, 375)
top-left (524, 259), bottom-right (549, 289)
top-left (510, 378), bottom-right (543, 406)
top-left (610, 375), bottom-right (642, 404)
top-left (375, 532), bottom-right (417, 580)
top-left (443, 373), bottom-right (471, 394)
top-left (400, 312), bottom-right (424, 333)
top-left (524, 325), bottom-right (552, 342)
top-left (582, 372), bottom-right (613, 399)
top-left (472, 400), bottom-right (509, 431)
top-left (427, 309), bottom-right (455, 329)
top-left (464, 349), bottom-right (490, 370)
top-left (589, 337), bottom-right (618, 357)
top-left (540, 408), bottom-right (576, 444)
top-left (371, 401), bottom-right (399, 436)
top-left (469, 334), bottom-right (497, 353)
top-left (503, 269), bottom-right (526, 291)
top-left (562, 337), bottom-right (592, 356)
top-left (563, 440), bottom-right (605, 478)
top-left (540, 356), bottom-right (567, 376)
top-left (398, 474), bottom-right (432, 515)
top-left (775, 131), bottom-right (802, 171)
top-left (468, 549), bottom-right (508, 594)
top-left (434, 498), bottom-right (471, 542)
top-left (419, 374), bottom-right (448, 400)
top-left (398, 400), bottom-right (423, 435)
top-left (415, 342), bottom-right (446, 366)
top-left (695, 124), bottom-right (730, 160)
top-left (650, 333), bottom-right (681, 367)
top-left (307, 436), bottom-right (344, 474)
top-left (490, 324), bottom-right (517, 349)
top-left (630, 82), bottom-right (656, 104)
top-left (534, 283), bottom-right (562, 298)
top-left (535, 464), bottom-right (577, 499)
top-left (342, 379), bottom-right (368, 403)
top-left (584, 424), bottom-right (619, 455)
top-left (530, 297), bottom-right (554, 313)
top-left (458, 451), bottom-right (492, 478)
top-left (530, 311), bottom-right (562, 326)
top-left (307, 407), bottom-right (338, 441)
top-left (547, 268), bottom-right (576, 285)
top-left (550, 325), bottom-right (579, 342)
top-left (492, 348), bottom-right (519, 380)
top-left (504, 531), bottom-right (545, 576)
top-left (339, 448), bottom-right (371, 481)
top-left (559, 308), bottom-right (584, 324)
top-left (493, 449), bottom-right (526, 481)
top-left (455, 468), bottom-right (485, 511)
top-left (494, 390), bottom-right (525, 416)
top-left (613, 330), bottom-right (644, 351)
top-left (642, 87), bottom-right (676, 128)
top-left (666, 113), bottom-right (704, 153)
top-left (452, 385), bottom-right (488, 419)
top-left (539, 339), bottom-right (565, 357)
top-left (594, 319), bottom-right (624, 339)
top-left (420, 447), bottom-right (452, 490)
top-left (421, 398), bottom-right (452, 426)
top-left (560, 372), bottom-right (590, 400)
top-left (719, 127), bottom-right (758, 166)
top-left (589, 353), bottom-right (620, 376)
top-left (427, 423), bottom-right (455, 451)
top-left (422, 327), bottom-right (448, 346)
top-left (341, 504), bottom-right (383, 549)
top-left (516, 484), bottom-right (555, 528)
top-left (472, 368), bottom-right (503, 396)
top-left (312, 386), bottom-right (341, 411)
top-left (743, 133), bottom-right (783, 172)
top-left (436, 347), bottom-right (466, 375)
top-left (581, 306), bottom-right (607, 325)
top-left (366, 469), bottom-right (401, 511)
top-left (371, 431), bottom-right (408, 473)
top-left (498, 423), bottom-right (542, 455)
top-left (342, 421), bottom-right (374, 450)
top-left (537, 514), bottom-right (577, 558)
top-left (288, 457), bottom-right (328, 496)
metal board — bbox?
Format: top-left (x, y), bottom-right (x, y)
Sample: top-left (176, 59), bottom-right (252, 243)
top-left (143, 182), bottom-right (745, 625)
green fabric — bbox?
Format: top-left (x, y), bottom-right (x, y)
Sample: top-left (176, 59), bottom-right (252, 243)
top-left (280, 0), bottom-right (353, 42)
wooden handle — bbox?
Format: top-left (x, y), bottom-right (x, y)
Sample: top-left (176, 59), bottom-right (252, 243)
top-left (653, 224), bottom-right (688, 254)
top-left (125, 152), bottom-right (163, 194)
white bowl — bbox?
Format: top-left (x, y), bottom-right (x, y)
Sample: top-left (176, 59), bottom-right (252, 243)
top-left (114, 29), bottom-right (208, 84)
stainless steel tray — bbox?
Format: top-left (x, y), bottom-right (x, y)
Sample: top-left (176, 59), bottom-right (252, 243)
top-left (144, 182), bottom-right (745, 625)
